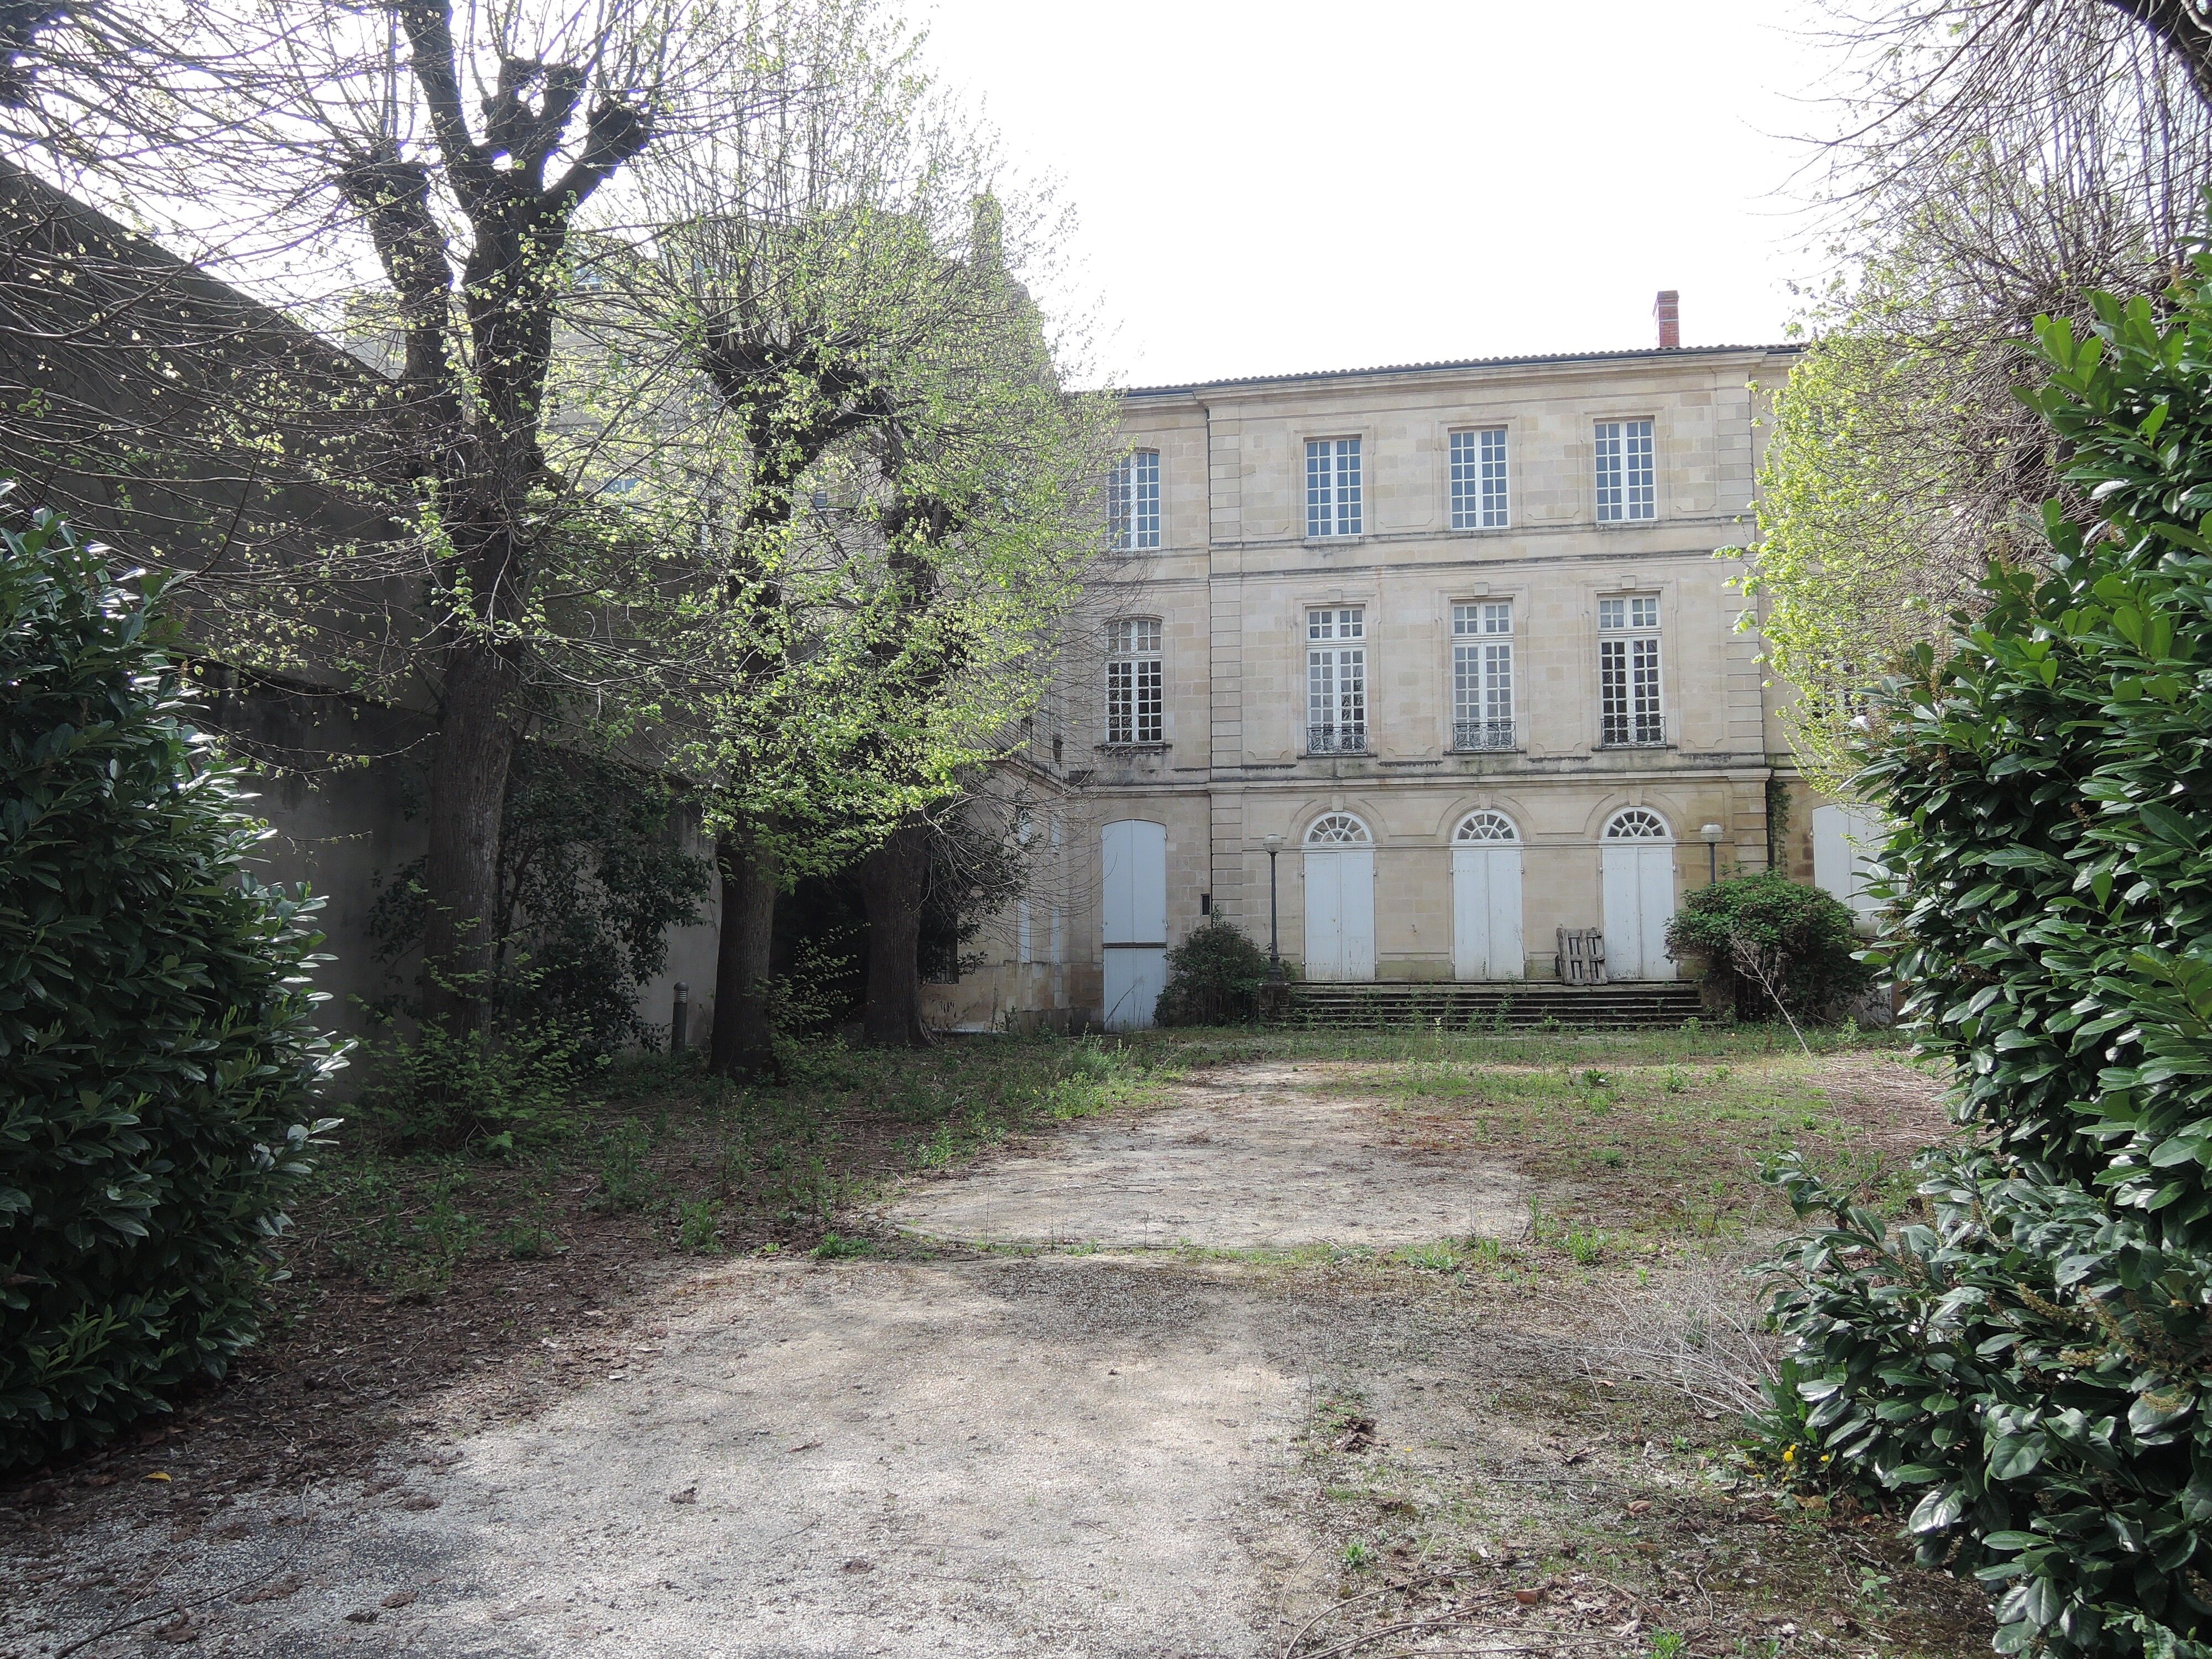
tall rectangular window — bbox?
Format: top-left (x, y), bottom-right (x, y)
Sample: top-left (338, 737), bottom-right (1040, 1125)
top-left (1449, 428), bottom-right (1509, 529)
top-left (1306, 606), bottom-right (1367, 752)
top-left (1105, 618), bottom-right (1164, 744)
top-left (1306, 437), bottom-right (1362, 538)
top-left (1598, 594), bottom-right (1663, 745)
top-left (1451, 601), bottom-right (1514, 749)
top-left (1109, 448), bottom-right (1161, 550)
top-left (1594, 419), bottom-right (1656, 522)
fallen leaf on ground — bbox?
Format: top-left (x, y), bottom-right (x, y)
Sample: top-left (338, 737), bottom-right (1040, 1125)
top-left (145, 1472), bottom-right (172, 1483)
top-left (669, 1486), bottom-right (698, 1505)
top-left (1333, 1416), bottom-right (1378, 1453)
top-left (786, 1440), bottom-right (823, 1454)
top-left (344, 1606), bottom-right (379, 1623)
top-left (399, 1493), bottom-right (440, 1511)
top-left (1515, 1587), bottom-right (1545, 1606)
top-left (152, 1611), bottom-right (196, 1644)
top-left (380, 1590), bottom-right (418, 1609)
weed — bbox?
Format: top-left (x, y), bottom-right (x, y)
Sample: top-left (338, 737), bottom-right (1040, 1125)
top-left (1402, 1240), bottom-right (1462, 1272)
top-left (1341, 1538), bottom-right (1375, 1569)
top-left (498, 1202), bottom-right (566, 1260)
top-left (1662, 1066), bottom-right (1690, 1094)
top-left (1463, 1237), bottom-right (1510, 1270)
top-left (1857, 1567), bottom-right (1895, 1608)
top-left (812, 1232), bottom-right (873, 1260)
top-left (1580, 1067), bottom-right (1609, 1088)
top-left (594, 1118), bottom-right (656, 1213)
top-left (1648, 1634), bottom-right (1688, 1659)
top-left (677, 1196), bottom-right (723, 1254)
top-left (1563, 1223), bottom-right (1609, 1266)
top-left (1594, 1147), bottom-right (1626, 1169)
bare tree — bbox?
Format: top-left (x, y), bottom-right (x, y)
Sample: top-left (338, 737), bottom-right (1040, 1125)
top-left (0, 0), bottom-right (770, 1036)
top-left (1751, 0), bottom-right (2212, 781)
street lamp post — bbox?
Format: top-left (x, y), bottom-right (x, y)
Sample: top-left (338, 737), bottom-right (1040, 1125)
top-left (1263, 834), bottom-right (1286, 984)
top-left (1699, 822), bottom-right (1726, 885)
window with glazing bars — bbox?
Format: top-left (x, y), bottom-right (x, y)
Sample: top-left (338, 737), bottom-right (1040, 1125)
top-left (1451, 601), bottom-right (1514, 748)
top-left (1594, 419), bottom-right (1656, 522)
top-left (1306, 438), bottom-right (1362, 537)
top-left (1108, 449), bottom-right (1160, 550)
top-left (1598, 595), bottom-right (1663, 744)
top-left (1449, 429), bottom-right (1509, 529)
top-left (1306, 606), bottom-right (1366, 751)
top-left (1105, 618), bottom-right (1163, 744)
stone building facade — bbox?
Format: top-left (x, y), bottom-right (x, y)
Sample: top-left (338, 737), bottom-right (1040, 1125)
top-left (926, 321), bottom-right (1812, 1031)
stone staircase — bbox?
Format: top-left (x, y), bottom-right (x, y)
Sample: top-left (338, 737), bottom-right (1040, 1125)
top-left (1275, 980), bottom-right (1705, 1030)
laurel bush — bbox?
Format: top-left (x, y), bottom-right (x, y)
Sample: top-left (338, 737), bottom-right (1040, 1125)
top-left (1753, 282), bottom-right (2212, 1656)
top-left (0, 498), bottom-right (341, 1472)
top-left (1153, 920), bottom-right (1271, 1026)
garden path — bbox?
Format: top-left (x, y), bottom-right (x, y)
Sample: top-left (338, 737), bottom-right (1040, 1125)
top-left (6, 1063), bottom-right (1528, 1658)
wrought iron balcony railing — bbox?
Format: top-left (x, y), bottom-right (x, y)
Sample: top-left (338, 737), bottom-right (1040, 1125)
top-left (1452, 718), bottom-right (1516, 752)
top-left (1600, 714), bottom-right (1666, 747)
top-left (1306, 724), bottom-right (1368, 755)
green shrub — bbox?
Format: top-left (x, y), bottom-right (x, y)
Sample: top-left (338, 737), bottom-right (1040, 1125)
top-left (0, 499), bottom-right (341, 1472)
top-left (352, 1004), bottom-right (592, 1154)
top-left (1152, 920), bottom-right (1271, 1026)
top-left (1663, 872), bottom-right (1872, 1024)
top-left (1754, 283), bottom-right (2212, 1656)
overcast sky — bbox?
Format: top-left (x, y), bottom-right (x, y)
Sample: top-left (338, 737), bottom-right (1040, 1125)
top-left (917, 0), bottom-right (1841, 387)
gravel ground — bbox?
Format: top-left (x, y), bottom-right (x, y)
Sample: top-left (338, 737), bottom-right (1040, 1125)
top-left (1, 1054), bottom-right (1987, 1659)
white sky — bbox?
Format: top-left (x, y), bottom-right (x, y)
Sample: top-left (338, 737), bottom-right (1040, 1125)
top-left (917, 0), bottom-right (1841, 387)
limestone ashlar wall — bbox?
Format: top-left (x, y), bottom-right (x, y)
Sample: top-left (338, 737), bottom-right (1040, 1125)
top-left (971, 345), bottom-right (1800, 1020)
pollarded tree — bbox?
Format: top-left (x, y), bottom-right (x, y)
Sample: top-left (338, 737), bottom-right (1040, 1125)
top-left (1, 492), bottom-right (342, 1470)
top-left (0, 1), bottom-right (809, 1039)
top-left (559, 7), bottom-right (1115, 1060)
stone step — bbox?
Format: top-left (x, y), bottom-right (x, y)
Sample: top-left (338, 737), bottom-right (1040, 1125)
top-left (1275, 982), bottom-right (1704, 1030)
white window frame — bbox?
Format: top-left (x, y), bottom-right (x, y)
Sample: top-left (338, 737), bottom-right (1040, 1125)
top-left (1451, 601), bottom-right (1514, 750)
top-left (1105, 617), bottom-right (1164, 745)
top-left (1306, 437), bottom-right (1363, 538)
top-left (1594, 419), bottom-right (1656, 523)
top-left (1449, 427), bottom-right (1509, 530)
top-left (1109, 448), bottom-right (1161, 550)
top-left (1598, 594), bottom-right (1663, 746)
top-left (1306, 606), bottom-right (1367, 753)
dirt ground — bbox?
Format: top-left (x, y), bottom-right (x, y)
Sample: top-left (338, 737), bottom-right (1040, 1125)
top-left (0, 1040), bottom-right (1990, 1659)
top-left (887, 1063), bottom-right (1527, 1249)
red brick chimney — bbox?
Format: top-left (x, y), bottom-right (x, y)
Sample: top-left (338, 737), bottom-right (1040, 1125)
top-left (1653, 290), bottom-right (1681, 349)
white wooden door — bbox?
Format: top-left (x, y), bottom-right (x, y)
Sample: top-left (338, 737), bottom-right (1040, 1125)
top-left (1301, 812), bottom-right (1376, 982)
top-left (1101, 820), bottom-right (1168, 1029)
top-left (1600, 847), bottom-right (1677, 981)
top-left (1452, 847), bottom-right (1524, 979)
top-left (1812, 804), bottom-right (1885, 931)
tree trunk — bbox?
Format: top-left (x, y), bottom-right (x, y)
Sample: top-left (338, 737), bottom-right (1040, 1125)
top-left (419, 637), bottom-right (520, 1035)
top-left (710, 835), bottom-right (780, 1079)
top-left (859, 821), bottom-right (931, 1047)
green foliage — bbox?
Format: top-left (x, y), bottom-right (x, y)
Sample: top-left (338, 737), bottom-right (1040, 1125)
top-left (1664, 873), bottom-right (1874, 1024)
top-left (367, 743), bottom-right (709, 1057)
top-left (353, 1006), bottom-right (592, 1154)
top-left (1153, 920), bottom-right (1271, 1027)
top-left (1767, 1153), bottom-right (2210, 1658)
top-left (0, 498), bottom-right (341, 1471)
top-left (1756, 274), bottom-right (2212, 1657)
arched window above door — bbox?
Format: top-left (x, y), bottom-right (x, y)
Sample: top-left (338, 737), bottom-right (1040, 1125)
top-left (1453, 810), bottom-right (1519, 844)
top-left (1604, 807), bottom-right (1672, 841)
top-left (1305, 812), bottom-right (1372, 845)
